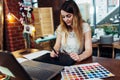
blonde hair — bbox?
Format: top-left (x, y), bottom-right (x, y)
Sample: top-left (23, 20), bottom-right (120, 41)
top-left (60, 0), bottom-right (83, 48)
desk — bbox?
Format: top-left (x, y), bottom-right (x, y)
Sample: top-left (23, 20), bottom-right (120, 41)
top-left (12, 50), bottom-right (120, 80)
top-left (92, 42), bottom-right (100, 57)
top-left (113, 41), bottom-right (120, 49)
top-left (35, 35), bottom-right (56, 44)
top-left (35, 35), bottom-right (56, 49)
top-left (12, 49), bottom-right (40, 58)
top-left (54, 56), bottom-right (120, 80)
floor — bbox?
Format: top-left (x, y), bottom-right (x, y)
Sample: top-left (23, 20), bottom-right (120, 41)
top-left (93, 47), bottom-right (120, 59)
top-left (115, 49), bottom-right (120, 59)
top-left (115, 53), bottom-right (120, 59)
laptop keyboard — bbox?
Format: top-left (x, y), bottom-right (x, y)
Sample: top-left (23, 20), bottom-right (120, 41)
top-left (23, 64), bottom-right (54, 80)
top-left (21, 60), bottom-right (63, 80)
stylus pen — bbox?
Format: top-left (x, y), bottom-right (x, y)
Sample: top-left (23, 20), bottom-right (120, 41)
top-left (51, 47), bottom-right (58, 57)
top-left (63, 49), bottom-right (69, 55)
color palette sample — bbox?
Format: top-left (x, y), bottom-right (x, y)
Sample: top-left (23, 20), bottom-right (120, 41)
top-left (61, 63), bottom-right (114, 80)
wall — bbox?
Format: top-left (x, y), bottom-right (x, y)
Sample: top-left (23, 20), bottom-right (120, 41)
top-left (0, 0), bottom-right (3, 50)
top-left (4, 0), bottom-right (25, 51)
top-left (4, 0), bottom-right (65, 51)
top-left (38, 0), bottom-right (65, 30)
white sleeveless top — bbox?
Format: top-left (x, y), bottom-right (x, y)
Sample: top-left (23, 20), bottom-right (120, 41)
top-left (56, 23), bottom-right (91, 54)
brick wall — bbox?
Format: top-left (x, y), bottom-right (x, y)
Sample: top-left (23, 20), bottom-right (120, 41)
top-left (4, 0), bottom-right (65, 51)
top-left (4, 0), bottom-right (26, 51)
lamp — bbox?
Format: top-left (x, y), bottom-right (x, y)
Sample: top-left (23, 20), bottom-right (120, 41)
top-left (109, 14), bottom-right (120, 23)
top-left (5, 0), bottom-right (36, 53)
top-left (4, 0), bottom-right (19, 22)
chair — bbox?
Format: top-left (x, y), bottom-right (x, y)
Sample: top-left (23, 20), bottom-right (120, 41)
top-left (113, 41), bottom-right (120, 59)
top-left (92, 38), bottom-right (99, 57)
top-left (92, 42), bottom-right (100, 57)
top-left (98, 35), bottom-right (115, 58)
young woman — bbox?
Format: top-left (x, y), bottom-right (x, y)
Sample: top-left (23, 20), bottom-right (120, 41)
top-left (50, 0), bottom-right (92, 62)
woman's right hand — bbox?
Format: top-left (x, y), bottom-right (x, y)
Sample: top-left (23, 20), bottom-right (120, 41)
top-left (50, 50), bottom-right (58, 58)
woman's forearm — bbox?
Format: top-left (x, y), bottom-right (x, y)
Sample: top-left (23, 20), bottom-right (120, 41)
top-left (79, 50), bottom-right (92, 61)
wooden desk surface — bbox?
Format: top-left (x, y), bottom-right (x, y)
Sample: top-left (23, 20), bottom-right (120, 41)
top-left (12, 49), bottom-right (40, 58)
top-left (54, 56), bottom-right (120, 80)
top-left (113, 41), bottom-right (120, 49)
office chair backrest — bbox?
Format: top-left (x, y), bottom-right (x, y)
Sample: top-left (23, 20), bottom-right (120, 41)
top-left (100, 35), bottom-right (113, 44)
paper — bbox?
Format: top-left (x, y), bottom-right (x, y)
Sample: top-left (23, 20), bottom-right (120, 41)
top-left (16, 58), bottom-right (28, 63)
top-left (61, 63), bottom-right (114, 80)
top-left (23, 50), bottom-right (50, 60)
top-left (0, 66), bottom-right (15, 77)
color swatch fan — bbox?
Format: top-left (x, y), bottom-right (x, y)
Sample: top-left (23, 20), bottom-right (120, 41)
top-left (61, 63), bottom-right (114, 80)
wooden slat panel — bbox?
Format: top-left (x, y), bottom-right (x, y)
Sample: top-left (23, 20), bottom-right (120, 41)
top-left (0, 0), bottom-right (3, 50)
top-left (33, 7), bottom-right (54, 38)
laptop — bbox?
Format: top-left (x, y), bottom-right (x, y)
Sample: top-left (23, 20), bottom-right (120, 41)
top-left (0, 51), bottom-right (63, 80)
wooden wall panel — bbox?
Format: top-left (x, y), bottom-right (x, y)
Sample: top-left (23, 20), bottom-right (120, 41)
top-left (33, 7), bottom-right (54, 38)
top-left (0, 0), bottom-right (3, 50)
top-left (38, 0), bottom-right (65, 30)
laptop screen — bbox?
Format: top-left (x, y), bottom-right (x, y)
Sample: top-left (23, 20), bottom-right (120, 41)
top-left (0, 51), bottom-right (32, 80)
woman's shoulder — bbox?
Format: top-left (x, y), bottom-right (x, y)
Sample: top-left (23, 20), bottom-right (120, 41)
top-left (56, 24), bottom-right (62, 34)
top-left (82, 22), bottom-right (91, 33)
top-left (56, 24), bottom-right (62, 31)
top-left (82, 22), bottom-right (89, 27)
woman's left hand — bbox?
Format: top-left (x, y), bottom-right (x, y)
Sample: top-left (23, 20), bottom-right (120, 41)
top-left (69, 53), bottom-right (80, 62)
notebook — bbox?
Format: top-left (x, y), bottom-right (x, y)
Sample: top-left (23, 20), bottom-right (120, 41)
top-left (0, 51), bottom-right (63, 80)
